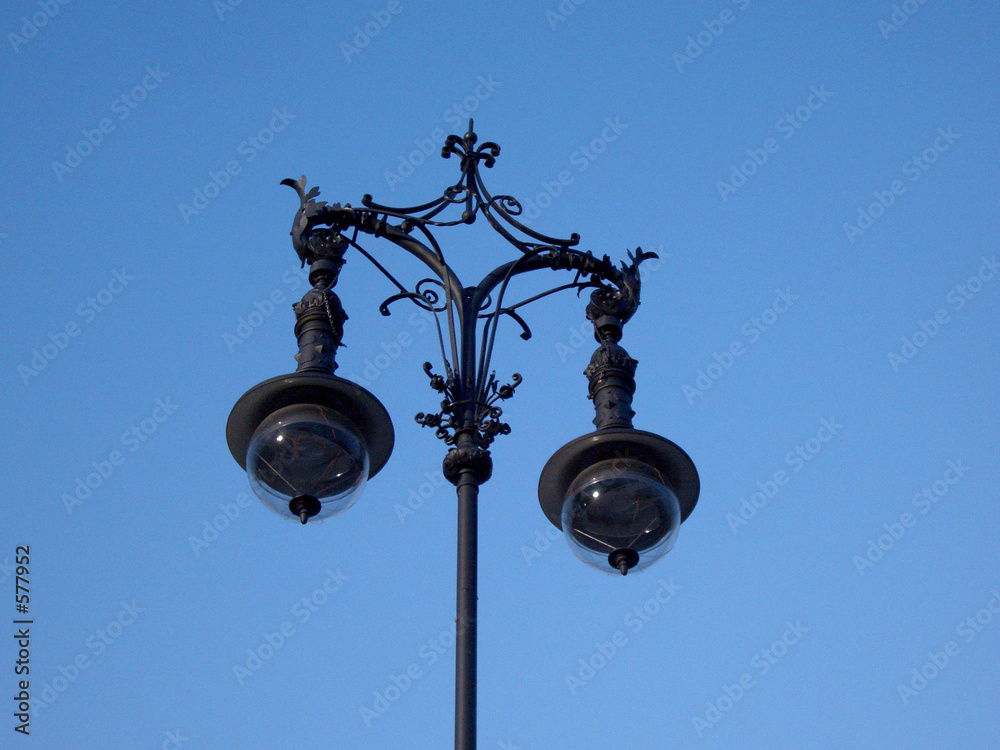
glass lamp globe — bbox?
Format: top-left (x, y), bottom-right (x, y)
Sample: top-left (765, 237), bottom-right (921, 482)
top-left (561, 458), bottom-right (681, 575)
top-left (246, 403), bottom-right (369, 523)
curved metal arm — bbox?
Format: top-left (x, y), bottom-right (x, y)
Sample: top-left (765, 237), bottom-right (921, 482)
top-left (360, 121), bottom-right (581, 253)
top-left (280, 123), bottom-right (659, 448)
top-left (282, 176), bottom-right (466, 317)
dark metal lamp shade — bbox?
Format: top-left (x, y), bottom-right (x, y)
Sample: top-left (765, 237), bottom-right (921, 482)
top-left (226, 371), bottom-right (394, 477)
top-left (538, 428), bottom-right (700, 530)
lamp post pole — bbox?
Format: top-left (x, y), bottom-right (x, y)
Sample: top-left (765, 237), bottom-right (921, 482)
top-left (226, 121), bottom-right (700, 750)
top-left (445, 286), bottom-right (494, 750)
top-left (454, 455), bottom-right (479, 750)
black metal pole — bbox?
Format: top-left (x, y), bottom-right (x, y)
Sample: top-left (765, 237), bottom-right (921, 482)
top-left (454, 465), bottom-right (478, 750)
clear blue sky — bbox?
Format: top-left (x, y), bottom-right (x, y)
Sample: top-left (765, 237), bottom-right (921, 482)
top-left (2, 1), bottom-right (998, 748)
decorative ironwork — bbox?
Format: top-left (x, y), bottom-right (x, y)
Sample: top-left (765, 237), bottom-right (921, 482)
top-left (414, 362), bottom-right (522, 447)
top-left (442, 444), bottom-right (494, 486)
top-left (360, 121), bottom-right (581, 253)
top-left (584, 339), bottom-right (638, 431)
top-left (280, 121), bottom-right (659, 447)
top-left (586, 246), bottom-right (659, 331)
top-left (292, 259), bottom-right (348, 375)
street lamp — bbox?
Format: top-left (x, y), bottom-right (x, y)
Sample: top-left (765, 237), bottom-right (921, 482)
top-left (226, 122), bottom-right (699, 749)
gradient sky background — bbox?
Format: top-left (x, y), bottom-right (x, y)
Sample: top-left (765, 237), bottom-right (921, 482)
top-left (2, 2), bottom-right (999, 748)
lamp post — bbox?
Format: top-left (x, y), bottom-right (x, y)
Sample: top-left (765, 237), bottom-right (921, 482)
top-left (226, 122), bottom-right (700, 749)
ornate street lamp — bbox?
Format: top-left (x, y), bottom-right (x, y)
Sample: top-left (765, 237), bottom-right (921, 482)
top-left (226, 122), bottom-right (699, 749)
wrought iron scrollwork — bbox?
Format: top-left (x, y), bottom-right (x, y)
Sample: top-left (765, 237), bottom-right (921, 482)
top-left (414, 362), bottom-right (522, 447)
top-left (280, 121), bottom-right (660, 447)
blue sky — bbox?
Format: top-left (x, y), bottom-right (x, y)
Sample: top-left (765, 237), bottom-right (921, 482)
top-left (2, 1), bottom-right (998, 748)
